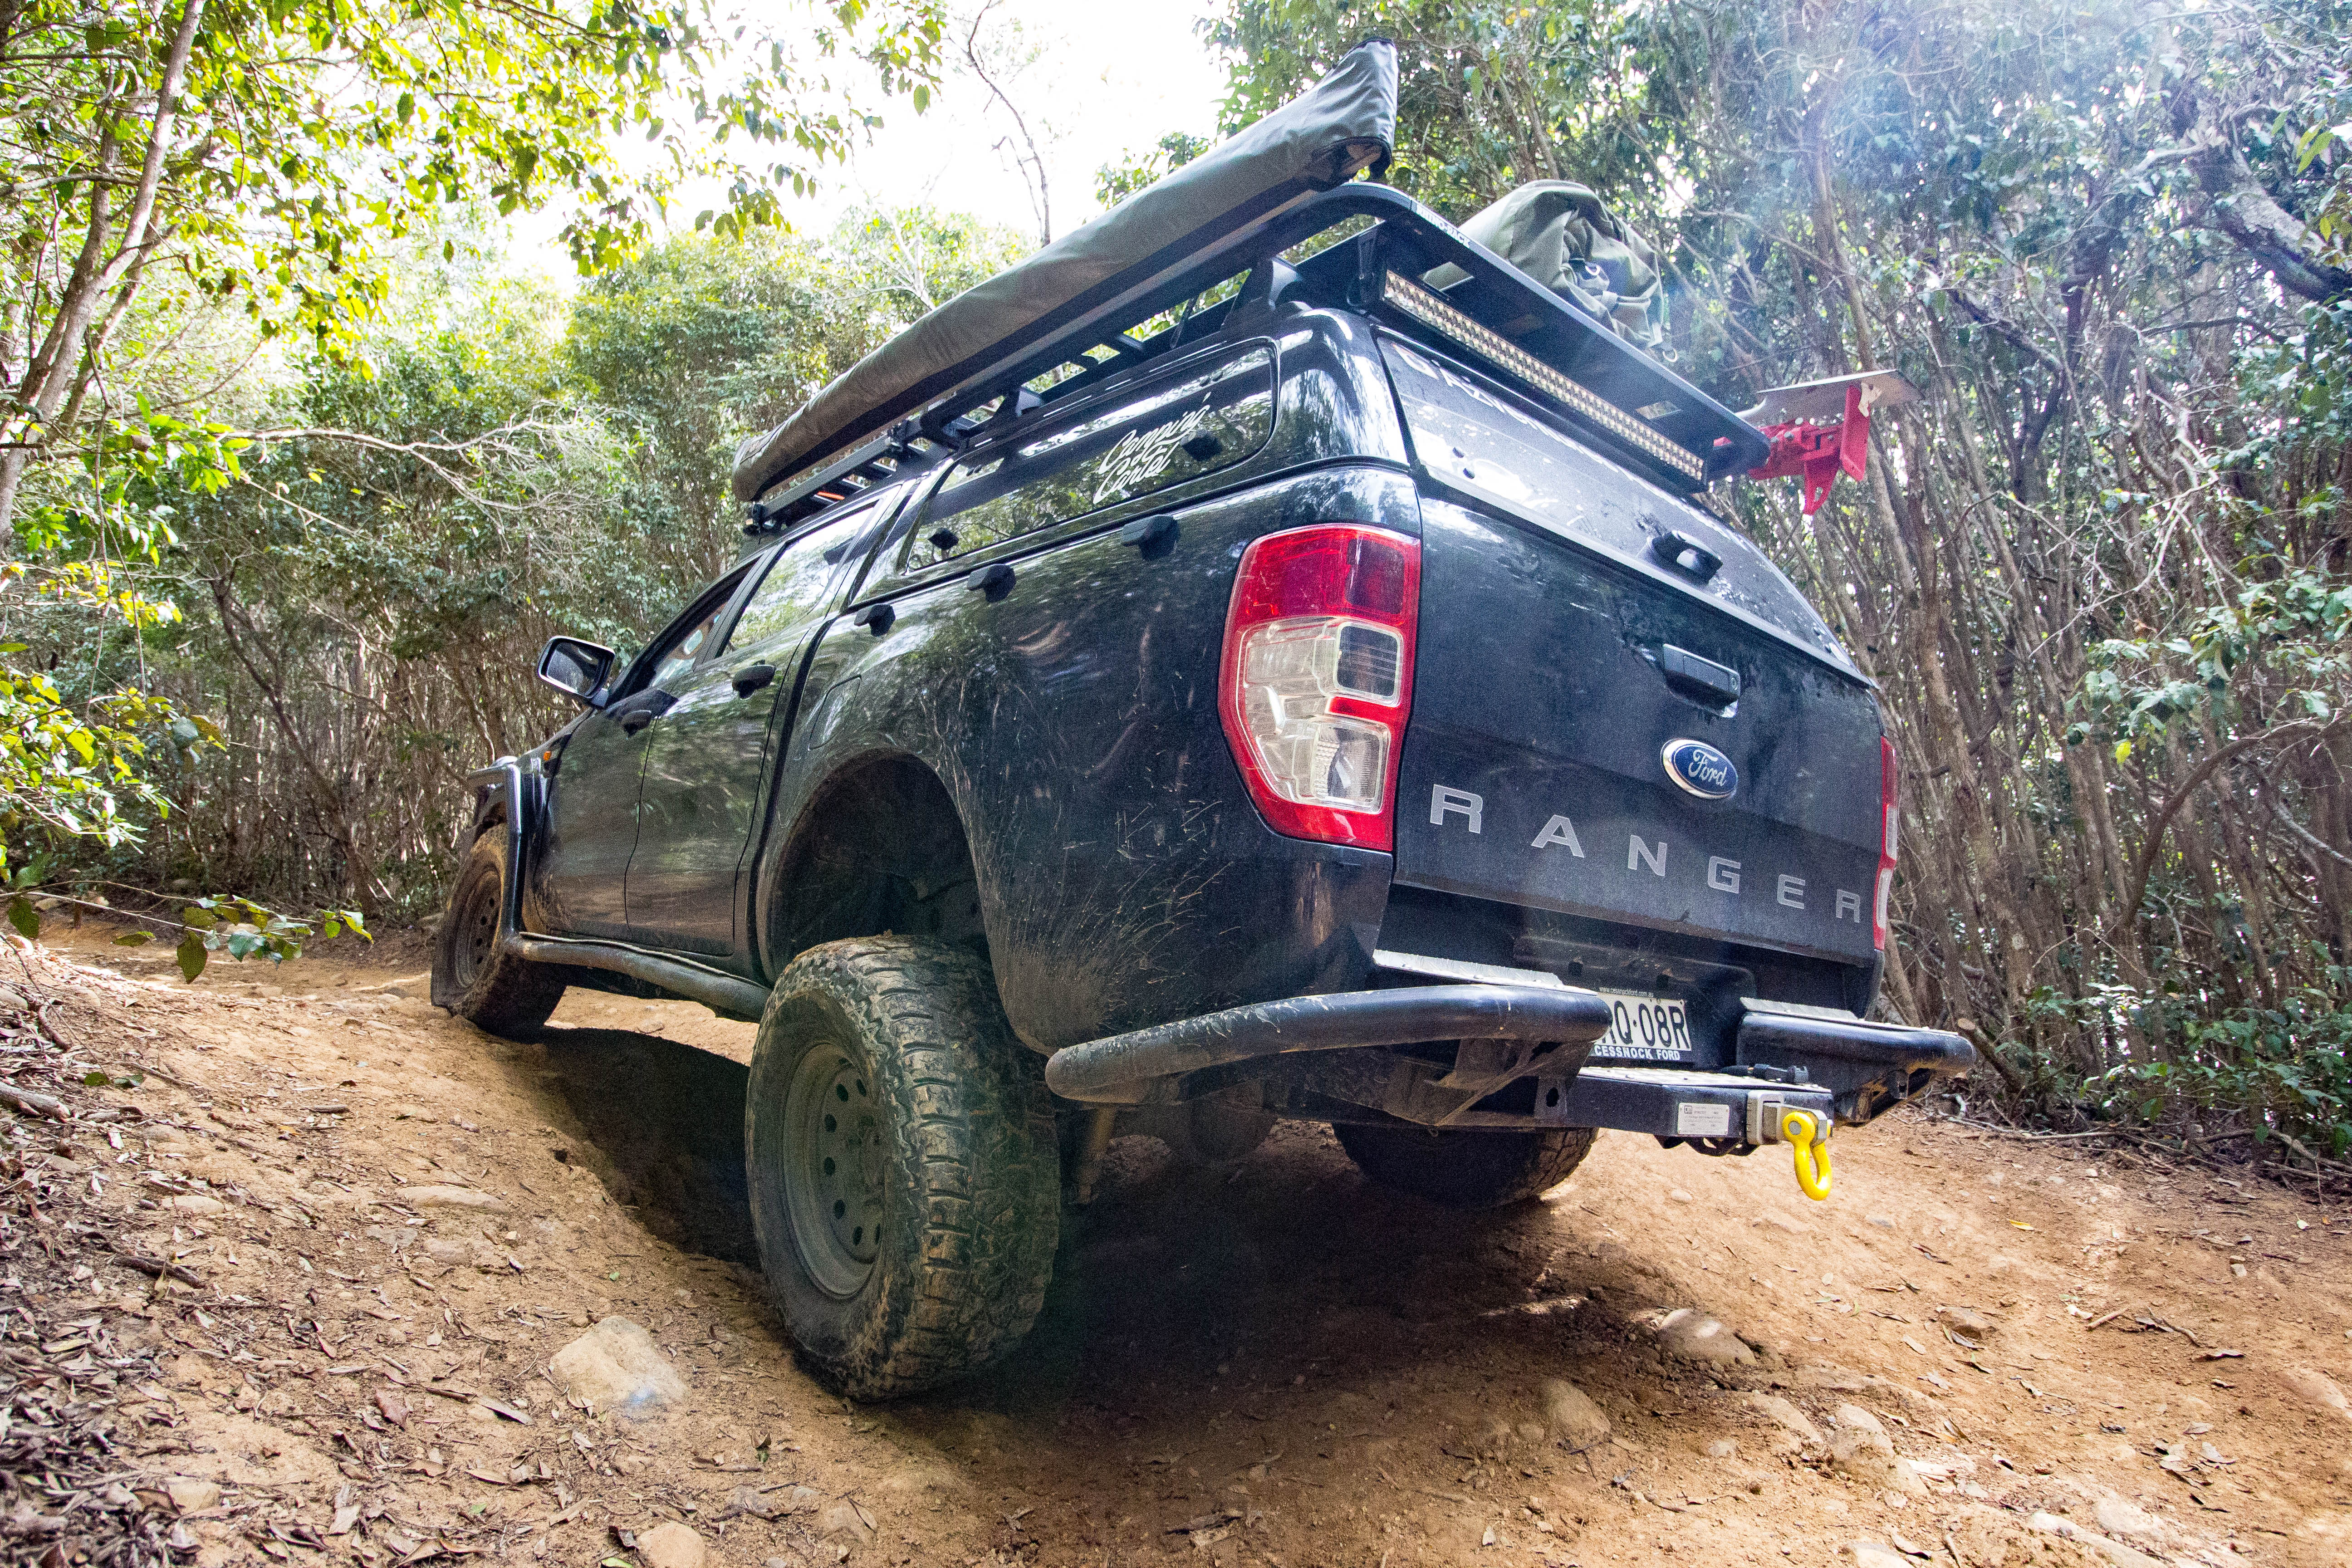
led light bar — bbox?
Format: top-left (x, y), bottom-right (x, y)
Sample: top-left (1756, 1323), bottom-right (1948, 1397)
top-left (1379, 270), bottom-right (1705, 482)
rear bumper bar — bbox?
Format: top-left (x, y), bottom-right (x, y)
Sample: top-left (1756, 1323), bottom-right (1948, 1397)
top-left (1044, 984), bottom-right (1613, 1102)
top-left (1735, 1008), bottom-right (1974, 1074)
top-left (1045, 982), bottom-right (1975, 1137)
top-left (1733, 1006), bottom-right (1974, 1122)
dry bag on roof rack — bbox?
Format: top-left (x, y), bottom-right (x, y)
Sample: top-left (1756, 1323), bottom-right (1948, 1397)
top-left (1430, 181), bottom-right (1666, 358)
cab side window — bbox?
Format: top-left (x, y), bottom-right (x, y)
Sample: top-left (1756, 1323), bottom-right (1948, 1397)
top-left (649, 601), bottom-right (729, 687)
top-left (632, 566), bottom-right (753, 694)
top-left (903, 344), bottom-right (1274, 572)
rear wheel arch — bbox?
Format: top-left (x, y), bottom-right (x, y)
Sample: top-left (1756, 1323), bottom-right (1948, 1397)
top-left (754, 753), bottom-right (989, 980)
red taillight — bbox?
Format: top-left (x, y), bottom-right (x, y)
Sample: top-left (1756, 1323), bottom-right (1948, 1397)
top-left (1218, 524), bottom-right (1421, 850)
top-left (1874, 736), bottom-right (1899, 952)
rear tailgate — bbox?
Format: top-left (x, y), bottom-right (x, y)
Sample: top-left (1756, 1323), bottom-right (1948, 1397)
top-left (1381, 336), bottom-right (1884, 966)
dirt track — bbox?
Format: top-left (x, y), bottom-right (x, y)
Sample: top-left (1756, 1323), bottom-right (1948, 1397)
top-left (15, 925), bottom-right (2352, 1568)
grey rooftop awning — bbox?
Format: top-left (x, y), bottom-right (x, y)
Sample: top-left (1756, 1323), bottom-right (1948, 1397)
top-left (730, 39), bottom-right (1397, 505)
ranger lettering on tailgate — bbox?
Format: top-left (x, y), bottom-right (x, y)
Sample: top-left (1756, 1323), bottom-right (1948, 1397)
top-left (1429, 783), bottom-right (1870, 939)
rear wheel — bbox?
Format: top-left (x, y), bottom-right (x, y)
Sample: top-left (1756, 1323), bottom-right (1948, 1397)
top-left (431, 832), bottom-right (566, 1035)
top-left (746, 936), bottom-right (1059, 1400)
top-left (1333, 1122), bottom-right (1596, 1209)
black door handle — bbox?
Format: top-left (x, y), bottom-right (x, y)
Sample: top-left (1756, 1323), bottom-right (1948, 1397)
top-left (1116, 513), bottom-right (1179, 556)
top-left (965, 561), bottom-right (1016, 599)
top-left (851, 603), bottom-right (895, 635)
top-left (731, 663), bottom-right (777, 697)
top-left (609, 689), bottom-right (673, 735)
top-left (1660, 643), bottom-right (1742, 706)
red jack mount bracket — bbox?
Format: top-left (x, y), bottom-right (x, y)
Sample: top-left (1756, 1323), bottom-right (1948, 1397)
top-left (1740, 371), bottom-right (1920, 515)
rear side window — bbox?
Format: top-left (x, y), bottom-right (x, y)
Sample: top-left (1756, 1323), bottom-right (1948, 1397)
top-left (903, 344), bottom-right (1275, 572)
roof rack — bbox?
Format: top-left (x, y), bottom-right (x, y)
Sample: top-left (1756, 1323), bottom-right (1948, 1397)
top-left (1291, 187), bottom-right (1768, 487)
top-left (746, 183), bottom-right (1769, 537)
top-left (745, 430), bottom-right (933, 537)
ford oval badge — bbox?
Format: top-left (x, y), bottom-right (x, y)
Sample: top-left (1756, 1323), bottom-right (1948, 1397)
top-left (1662, 738), bottom-right (1738, 800)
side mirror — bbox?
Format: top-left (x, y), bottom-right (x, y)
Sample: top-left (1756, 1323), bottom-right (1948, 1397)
top-left (537, 636), bottom-right (616, 706)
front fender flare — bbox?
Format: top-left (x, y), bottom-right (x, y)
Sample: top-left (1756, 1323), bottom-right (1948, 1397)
top-left (459, 757), bottom-right (531, 946)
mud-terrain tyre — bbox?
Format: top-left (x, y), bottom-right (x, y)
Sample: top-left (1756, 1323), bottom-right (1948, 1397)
top-left (431, 833), bottom-right (566, 1036)
top-left (1333, 1123), bottom-right (1597, 1209)
top-left (745, 936), bottom-right (1059, 1400)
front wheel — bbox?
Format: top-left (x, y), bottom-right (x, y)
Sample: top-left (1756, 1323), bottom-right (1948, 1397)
top-left (745, 936), bottom-right (1059, 1400)
top-left (1333, 1122), bottom-right (1597, 1209)
top-left (431, 832), bottom-right (566, 1036)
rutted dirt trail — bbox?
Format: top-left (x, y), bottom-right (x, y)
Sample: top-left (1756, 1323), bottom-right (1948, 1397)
top-left (14, 926), bottom-right (2352, 1568)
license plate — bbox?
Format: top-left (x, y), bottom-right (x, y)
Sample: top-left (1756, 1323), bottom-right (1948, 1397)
top-left (1589, 993), bottom-right (1695, 1062)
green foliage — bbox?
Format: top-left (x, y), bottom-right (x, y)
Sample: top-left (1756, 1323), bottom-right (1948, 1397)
top-left (0, 0), bottom-right (948, 939)
top-left (1, 888), bottom-right (367, 980)
top-left (0, 393), bottom-right (214, 873)
top-left (2291, 36), bottom-right (2352, 262)
top-left (0, 662), bottom-right (176, 868)
top-left (2098, 981), bottom-right (2352, 1161)
top-left (168, 894), bottom-right (370, 980)
top-left (2082, 299), bottom-right (2352, 760)
top-left (0, 0), bottom-right (944, 372)
top-left (2086, 565), bottom-right (2352, 754)
top-left (73, 208), bottom-right (1023, 914)
top-left (1207, 2), bottom-right (1657, 218)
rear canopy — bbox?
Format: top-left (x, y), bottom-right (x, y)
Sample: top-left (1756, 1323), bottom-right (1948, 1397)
top-left (732, 39), bottom-right (1399, 505)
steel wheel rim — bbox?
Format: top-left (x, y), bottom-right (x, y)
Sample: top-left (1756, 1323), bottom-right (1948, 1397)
top-left (783, 1036), bottom-right (886, 1299)
top-left (451, 867), bottom-right (500, 992)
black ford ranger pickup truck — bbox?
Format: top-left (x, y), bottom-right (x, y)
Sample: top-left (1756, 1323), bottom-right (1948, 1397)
top-left (429, 41), bottom-right (1971, 1397)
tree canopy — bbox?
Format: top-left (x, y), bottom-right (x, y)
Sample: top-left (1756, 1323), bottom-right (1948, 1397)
top-left (0, 0), bottom-right (941, 912)
top-left (0, 0), bottom-right (946, 530)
